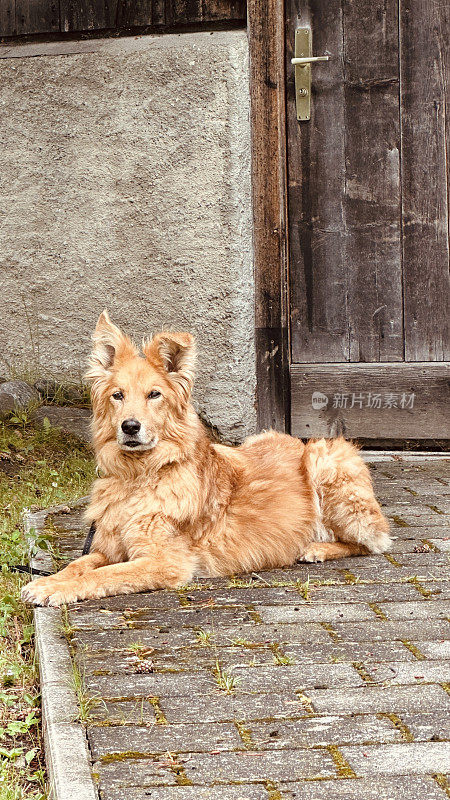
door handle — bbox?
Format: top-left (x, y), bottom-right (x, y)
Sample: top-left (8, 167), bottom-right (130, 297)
top-left (291, 56), bottom-right (330, 65)
top-left (292, 28), bottom-right (330, 121)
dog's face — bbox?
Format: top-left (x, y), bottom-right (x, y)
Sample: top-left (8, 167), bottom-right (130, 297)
top-left (85, 311), bottom-right (195, 454)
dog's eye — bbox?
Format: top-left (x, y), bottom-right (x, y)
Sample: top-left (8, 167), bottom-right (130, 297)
top-left (148, 390), bottom-right (161, 400)
top-left (112, 391), bottom-right (124, 401)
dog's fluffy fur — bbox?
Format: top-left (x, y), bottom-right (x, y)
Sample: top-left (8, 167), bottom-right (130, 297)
top-left (22, 311), bottom-right (391, 607)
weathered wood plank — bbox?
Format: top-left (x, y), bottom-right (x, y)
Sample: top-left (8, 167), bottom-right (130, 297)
top-left (58, 0), bottom-right (244, 33)
top-left (59, 0), bottom-right (118, 32)
top-left (0, 0), bottom-right (15, 37)
top-left (287, 0), bottom-right (348, 363)
top-left (249, 0), bottom-right (290, 432)
top-left (15, 0), bottom-right (59, 34)
top-left (400, 0), bottom-right (450, 361)
top-left (343, 0), bottom-right (403, 363)
top-left (165, 0), bottom-right (202, 25)
top-left (291, 362), bottom-right (450, 440)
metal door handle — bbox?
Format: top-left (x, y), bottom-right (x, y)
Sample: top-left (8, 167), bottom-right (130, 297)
top-left (293, 28), bottom-right (330, 121)
top-left (291, 56), bottom-right (329, 65)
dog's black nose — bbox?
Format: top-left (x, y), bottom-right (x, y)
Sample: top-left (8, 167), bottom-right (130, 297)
top-left (121, 418), bottom-right (141, 436)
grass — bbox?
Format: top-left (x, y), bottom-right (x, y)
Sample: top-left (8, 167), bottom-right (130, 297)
top-left (212, 660), bottom-right (239, 694)
top-left (0, 414), bottom-right (95, 799)
top-left (70, 662), bottom-right (102, 723)
top-left (272, 650), bottom-right (295, 666)
top-left (195, 629), bottom-right (213, 646)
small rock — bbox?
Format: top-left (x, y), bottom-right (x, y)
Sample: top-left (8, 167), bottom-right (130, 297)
top-left (34, 406), bottom-right (91, 443)
top-left (0, 380), bottom-right (40, 419)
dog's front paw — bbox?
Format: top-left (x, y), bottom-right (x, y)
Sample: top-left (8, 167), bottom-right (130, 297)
top-left (46, 583), bottom-right (83, 607)
top-left (299, 543), bottom-right (328, 563)
top-left (21, 577), bottom-right (59, 606)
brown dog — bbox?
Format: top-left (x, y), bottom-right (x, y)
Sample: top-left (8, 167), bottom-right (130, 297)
top-left (22, 311), bottom-right (390, 607)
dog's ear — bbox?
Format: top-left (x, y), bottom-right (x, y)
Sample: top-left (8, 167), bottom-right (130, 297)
top-left (85, 310), bottom-right (136, 381)
top-left (145, 332), bottom-right (196, 402)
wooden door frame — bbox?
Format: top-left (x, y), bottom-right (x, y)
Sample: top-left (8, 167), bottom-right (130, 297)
top-left (248, 0), bottom-right (290, 433)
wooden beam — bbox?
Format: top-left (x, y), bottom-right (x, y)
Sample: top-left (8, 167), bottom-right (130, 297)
top-left (291, 362), bottom-right (450, 442)
top-left (248, 0), bottom-right (290, 432)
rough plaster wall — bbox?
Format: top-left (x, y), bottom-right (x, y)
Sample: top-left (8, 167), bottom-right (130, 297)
top-left (0, 31), bottom-right (255, 442)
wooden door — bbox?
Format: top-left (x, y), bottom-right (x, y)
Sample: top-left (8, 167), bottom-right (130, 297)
top-left (286, 1), bottom-right (449, 445)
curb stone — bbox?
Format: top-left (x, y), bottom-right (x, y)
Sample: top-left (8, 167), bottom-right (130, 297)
top-left (25, 508), bottom-right (98, 800)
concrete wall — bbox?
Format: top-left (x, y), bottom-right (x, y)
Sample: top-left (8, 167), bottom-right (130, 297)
top-left (0, 31), bottom-right (255, 442)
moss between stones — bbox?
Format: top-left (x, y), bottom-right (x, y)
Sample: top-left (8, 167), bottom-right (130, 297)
top-left (234, 721), bottom-right (254, 749)
top-left (100, 751), bottom-right (153, 763)
top-left (246, 605), bottom-right (263, 624)
top-left (171, 762), bottom-right (193, 787)
top-left (342, 570), bottom-right (358, 584)
top-left (368, 602), bottom-right (389, 620)
top-left (384, 553), bottom-right (402, 567)
top-left (320, 622), bottom-right (340, 642)
top-left (391, 515), bottom-right (410, 528)
top-left (408, 576), bottom-right (432, 598)
top-left (295, 690), bottom-right (315, 716)
top-left (433, 773), bottom-right (450, 797)
top-left (379, 712), bottom-right (414, 742)
top-left (148, 696), bottom-right (168, 724)
top-left (352, 662), bottom-right (374, 683)
top-left (401, 639), bottom-right (426, 660)
top-left (265, 781), bottom-right (283, 799)
top-left (327, 744), bottom-right (357, 779)
top-left (425, 503), bottom-right (444, 515)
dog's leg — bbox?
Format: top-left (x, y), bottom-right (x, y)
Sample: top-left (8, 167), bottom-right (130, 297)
top-left (304, 437), bottom-right (391, 555)
top-left (300, 541), bottom-right (368, 563)
top-left (21, 552), bottom-right (109, 606)
top-left (43, 548), bottom-right (197, 606)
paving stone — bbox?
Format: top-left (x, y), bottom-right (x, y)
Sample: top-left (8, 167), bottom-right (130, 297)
top-left (283, 640), bottom-right (418, 664)
top-left (376, 600), bottom-right (449, 620)
top-left (341, 741), bottom-right (450, 775)
top-left (392, 525), bottom-right (450, 540)
top-left (294, 583), bottom-right (421, 603)
top-left (230, 663), bottom-right (362, 691)
top-left (71, 606), bottom-right (254, 631)
top-left (401, 712), bottom-right (450, 741)
top-left (421, 582), bottom-right (450, 598)
top-left (90, 700), bottom-right (159, 725)
top-left (101, 788), bottom-right (268, 800)
top-left (429, 538), bottom-right (450, 551)
top-left (76, 592), bottom-right (184, 612)
top-left (157, 693), bottom-right (311, 724)
top-left (80, 645), bottom-right (274, 675)
top-left (73, 627), bottom-right (196, 652)
top-left (88, 722), bottom-right (242, 759)
top-left (179, 749), bottom-right (337, 783)
top-left (202, 622), bottom-right (333, 648)
top-left (329, 619), bottom-right (450, 643)
top-left (279, 775), bottom-right (449, 799)
top-left (250, 714), bottom-right (402, 748)
top-left (257, 603), bottom-right (379, 624)
top-left (364, 660), bottom-right (450, 685)
top-left (412, 640), bottom-right (450, 659)
top-left (94, 757), bottom-right (177, 788)
top-left (305, 684), bottom-right (448, 715)
top-left (86, 672), bottom-right (215, 699)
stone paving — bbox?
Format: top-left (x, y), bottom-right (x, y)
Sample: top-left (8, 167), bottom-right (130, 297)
top-left (42, 455), bottom-right (449, 799)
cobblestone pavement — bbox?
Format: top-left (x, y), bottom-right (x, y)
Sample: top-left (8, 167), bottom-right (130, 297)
top-left (46, 456), bottom-right (449, 799)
